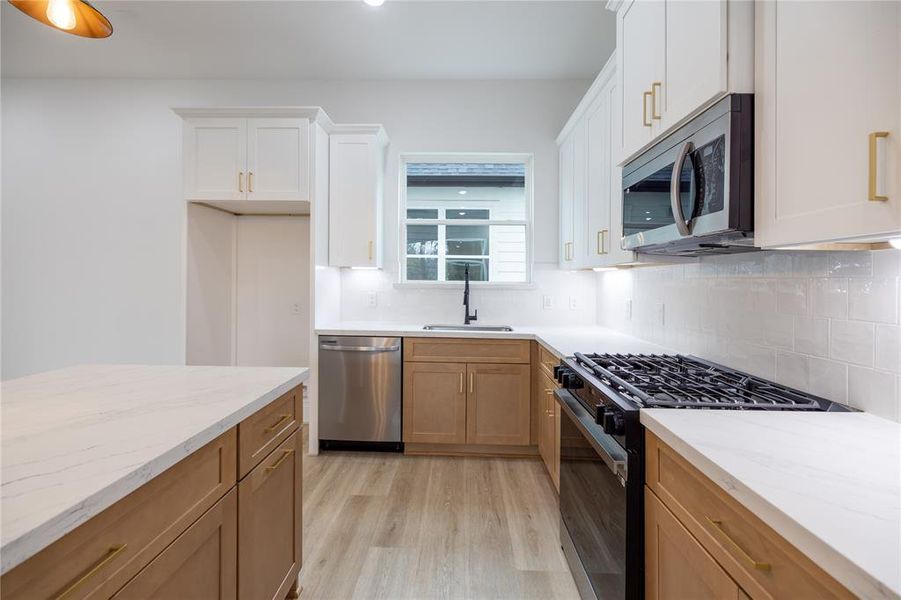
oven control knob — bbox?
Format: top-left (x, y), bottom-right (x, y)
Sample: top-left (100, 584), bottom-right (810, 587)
top-left (602, 410), bottom-right (625, 436)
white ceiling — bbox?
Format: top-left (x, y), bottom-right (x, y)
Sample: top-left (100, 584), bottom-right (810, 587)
top-left (0, 1), bottom-right (615, 80)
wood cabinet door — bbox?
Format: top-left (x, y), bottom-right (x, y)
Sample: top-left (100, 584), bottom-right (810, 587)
top-left (466, 363), bottom-right (531, 446)
top-left (246, 118), bottom-right (310, 202)
top-left (112, 489), bottom-right (237, 600)
top-left (238, 431), bottom-right (302, 600)
top-left (663, 0), bottom-right (727, 131)
top-left (536, 370), bottom-right (556, 481)
top-left (618, 0), bottom-right (665, 161)
top-left (183, 118), bottom-right (247, 201)
top-left (645, 488), bottom-right (740, 600)
top-left (329, 134), bottom-right (381, 268)
top-left (403, 362), bottom-right (467, 444)
top-left (756, 0), bottom-right (901, 247)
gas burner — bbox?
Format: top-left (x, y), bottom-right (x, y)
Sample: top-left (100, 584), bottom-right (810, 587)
top-left (573, 353), bottom-right (827, 410)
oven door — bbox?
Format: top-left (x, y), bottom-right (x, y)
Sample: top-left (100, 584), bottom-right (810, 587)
top-left (557, 389), bottom-right (629, 600)
top-left (621, 108), bottom-right (730, 250)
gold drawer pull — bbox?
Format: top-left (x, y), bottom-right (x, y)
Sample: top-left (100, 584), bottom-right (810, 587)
top-left (869, 131), bottom-right (889, 201)
top-left (55, 544), bottom-right (128, 599)
top-left (651, 82), bottom-right (662, 120)
top-left (643, 91), bottom-right (653, 127)
top-left (265, 449), bottom-right (294, 474)
top-left (705, 516), bottom-right (771, 571)
top-left (264, 413), bottom-right (291, 434)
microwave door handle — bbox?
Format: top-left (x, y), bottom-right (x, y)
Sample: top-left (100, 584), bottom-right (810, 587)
top-left (670, 141), bottom-right (695, 237)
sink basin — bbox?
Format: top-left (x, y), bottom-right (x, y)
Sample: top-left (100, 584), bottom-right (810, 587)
top-left (422, 324), bottom-right (514, 332)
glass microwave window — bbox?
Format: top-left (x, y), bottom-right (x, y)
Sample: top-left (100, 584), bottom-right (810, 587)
top-left (694, 136), bottom-right (725, 217)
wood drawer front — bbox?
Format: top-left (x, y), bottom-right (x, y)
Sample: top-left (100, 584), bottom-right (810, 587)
top-left (1, 429), bottom-right (237, 600)
top-left (403, 337), bottom-right (530, 364)
top-left (645, 432), bottom-right (853, 600)
top-left (238, 385), bottom-right (301, 478)
top-left (537, 343), bottom-right (560, 379)
top-left (238, 430), bottom-right (302, 600)
top-left (112, 488), bottom-right (237, 600)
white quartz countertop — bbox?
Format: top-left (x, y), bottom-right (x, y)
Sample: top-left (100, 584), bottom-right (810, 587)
top-left (641, 410), bottom-right (901, 599)
top-left (0, 364), bottom-right (309, 575)
top-left (315, 322), bottom-right (670, 358)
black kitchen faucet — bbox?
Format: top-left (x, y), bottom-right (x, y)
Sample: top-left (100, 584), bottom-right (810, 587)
top-left (463, 264), bottom-right (478, 325)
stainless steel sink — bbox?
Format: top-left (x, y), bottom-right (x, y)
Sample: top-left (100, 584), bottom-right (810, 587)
top-left (422, 324), bottom-right (514, 332)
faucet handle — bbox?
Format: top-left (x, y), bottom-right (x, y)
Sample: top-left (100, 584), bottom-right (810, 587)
top-left (472, 309), bottom-right (478, 322)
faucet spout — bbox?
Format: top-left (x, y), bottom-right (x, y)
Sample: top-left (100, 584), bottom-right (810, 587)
top-left (463, 264), bottom-right (478, 325)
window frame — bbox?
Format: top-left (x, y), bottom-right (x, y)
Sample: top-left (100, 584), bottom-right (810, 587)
top-left (398, 153), bottom-right (534, 287)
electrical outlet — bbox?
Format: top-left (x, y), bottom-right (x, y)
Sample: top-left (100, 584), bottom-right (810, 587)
top-left (367, 291), bottom-right (378, 308)
top-left (292, 303), bottom-right (302, 315)
top-left (569, 296), bottom-right (578, 310)
top-left (542, 295), bottom-right (553, 309)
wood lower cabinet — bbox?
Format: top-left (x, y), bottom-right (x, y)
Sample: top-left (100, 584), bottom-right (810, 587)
top-left (645, 488), bottom-right (740, 600)
top-left (113, 489), bottom-right (238, 600)
top-left (466, 363), bottom-right (531, 446)
top-left (536, 368), bottom-right (560, 491)
top-left (239, 430), bottom-right (302, 600)
top-left (403, 362), bottom-right (467, 444)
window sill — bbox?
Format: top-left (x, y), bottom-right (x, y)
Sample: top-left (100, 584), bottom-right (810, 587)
top-left (393, 281), bottom-right (536, 291)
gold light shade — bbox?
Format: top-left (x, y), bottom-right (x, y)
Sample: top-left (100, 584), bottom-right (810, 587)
top-left (8, 0), bottom-right (112, 38)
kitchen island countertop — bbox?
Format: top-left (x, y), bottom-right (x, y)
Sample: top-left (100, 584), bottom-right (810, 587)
top-left (1, 364), bottom-right (308, 575)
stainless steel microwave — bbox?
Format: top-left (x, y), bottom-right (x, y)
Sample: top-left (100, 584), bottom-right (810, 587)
top-left (621, 94), bottom-right (755, 256)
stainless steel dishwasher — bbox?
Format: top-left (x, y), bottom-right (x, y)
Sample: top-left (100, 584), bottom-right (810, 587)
top-left (318, 336), bottom-right (402, 451)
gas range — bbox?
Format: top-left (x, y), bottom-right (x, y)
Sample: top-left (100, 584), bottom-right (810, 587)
top-left (554, 352), bottom-right (854, 600)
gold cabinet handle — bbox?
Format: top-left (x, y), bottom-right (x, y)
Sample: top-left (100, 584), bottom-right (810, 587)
top-left (597, 229), bottom-right (609, 255)
top-left (643, 91), bottom-right (653, 127)
top-left (264, 413), bottom-right (291, 434)
top-left (705, 516), bottom-right (771, 571)
top-left (869, 131), bottom-right (889, 201)
top-left (238, 171), bottom-right (244, 192)
top-left (368, 241), bottom-right (374, 261)
top-left (54, 544), bottom-right (128, 599)
top-left (469, 372), bottom-right (474, 394)
top-left (651, 82), bottom-right (662, 120)
top-left (564, 241), bottom-right (574, 261)
top-left (248, 171), bottom-right (254, 193)
top-left (265, 449), bottom-right (294, 474)
top-left (459, 372), bottom-right (464, 393)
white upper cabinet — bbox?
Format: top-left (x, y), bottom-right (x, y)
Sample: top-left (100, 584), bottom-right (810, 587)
top-left (328, 130), bottom-right (388, 268)
top-left (558, 56), bottom-right (635, 269)
top-left (246, 118), bottom-right (310, 202)
top-left (183, 118), bottom-right (247, 202)
top-left (755, 0), bottom-right (901, 247)
top-left (614, 0), bottom-right (753, 163)
top-left (182, 116), bottom-right (310, 207)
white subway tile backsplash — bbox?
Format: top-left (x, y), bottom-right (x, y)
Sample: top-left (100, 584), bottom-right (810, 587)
top-left (848, 366), bottom-right (899, 420)
top-left (849, 278), bottom-right (898, 324)
top-left (811, 278), bottom-right (849, 319)
top-left (794, 317), bottom-right (829, 357)
top-left (875, 325), bottom-right (901, 374)
top-left (596, 250), bottom-right (900, 420)
top-left (829, 320), bottom-right (875, 366)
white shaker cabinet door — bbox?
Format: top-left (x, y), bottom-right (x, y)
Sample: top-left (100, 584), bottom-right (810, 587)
top-left (246, 118), bottom-right (310, 202)
top-left (584, 89), bottom-right (613, 268)
top-left (663, 0), bottom-right (727, 132)
top-left (558, 134), bottom-right (576, 268)
top-left (618, 0), bottom-right (665, 162)
top-left (328, 134), bottom-right (383, 268)
top-left (183, 118), bottom-right (246, 201)
top-left (756, 0), bottom-right (901, 247)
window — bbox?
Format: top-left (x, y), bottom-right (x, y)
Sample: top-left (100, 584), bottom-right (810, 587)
top-left (401, 155), bottom-right (532, 284)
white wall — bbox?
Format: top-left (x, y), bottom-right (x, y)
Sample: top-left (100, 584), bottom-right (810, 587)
top-left (1, 77), bottom-right (588, 378)
top-left (596, 250), bottom-right (901, 422)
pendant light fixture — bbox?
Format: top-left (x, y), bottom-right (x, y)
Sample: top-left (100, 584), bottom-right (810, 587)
top-left (8, 0), bottom-right (112, 38)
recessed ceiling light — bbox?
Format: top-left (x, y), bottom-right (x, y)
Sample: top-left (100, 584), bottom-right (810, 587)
top-left (363, 0), bottom-right (385, 6)
top-left (458, 190), bottom-right (467, 195)
top-left (8, 0), bottom-right (113, 38)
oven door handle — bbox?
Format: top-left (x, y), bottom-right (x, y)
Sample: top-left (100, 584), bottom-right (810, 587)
top-left (670, 140), bottom-right (695, 237)
top-left (555, 389), bottom-right (628, 480)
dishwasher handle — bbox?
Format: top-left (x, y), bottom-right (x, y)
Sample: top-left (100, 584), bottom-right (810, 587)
top-left (319, 344), bottom-right (400, 353)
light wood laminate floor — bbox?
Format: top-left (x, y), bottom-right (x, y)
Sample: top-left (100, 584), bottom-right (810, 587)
top-left (298, 430), bottom-right (579, 600)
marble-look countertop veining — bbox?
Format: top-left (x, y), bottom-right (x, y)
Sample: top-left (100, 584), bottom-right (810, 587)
top-left (641, 409), bottom-right (901, 600)
top-left (315, 322), bottom-right (671, 358)
top-left (0, 364), bottom-right (308, 575)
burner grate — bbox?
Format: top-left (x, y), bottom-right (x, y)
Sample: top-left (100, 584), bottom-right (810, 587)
top-left (573, 353), bottom-right (822, 410)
